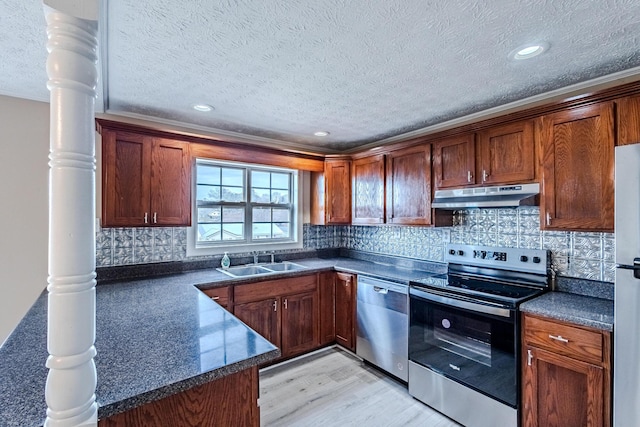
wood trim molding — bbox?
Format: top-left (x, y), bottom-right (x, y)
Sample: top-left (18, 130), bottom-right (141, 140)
top-left (96, 118), bottom-right (325, 172)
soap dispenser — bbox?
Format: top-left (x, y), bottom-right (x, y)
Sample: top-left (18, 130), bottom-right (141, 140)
top-left (221, 252), bottom-right (230, 270)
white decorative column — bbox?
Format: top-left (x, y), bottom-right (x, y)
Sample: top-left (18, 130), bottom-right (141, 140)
top-left (43, 1), bottom-right (99, 426)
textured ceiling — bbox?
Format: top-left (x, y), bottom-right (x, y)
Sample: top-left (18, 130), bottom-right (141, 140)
top-left (2, 1), bottom-right (640, 152)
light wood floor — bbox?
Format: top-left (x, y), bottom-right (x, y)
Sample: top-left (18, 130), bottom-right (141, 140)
top-left (259, 347), bottom-right (462, 427)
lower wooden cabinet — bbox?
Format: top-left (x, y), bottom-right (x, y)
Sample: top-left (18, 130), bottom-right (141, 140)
top-left (521, 313), bottom-right (611, 427)
top-left (233, 274), bottom-right (319, 360)
top-left (318, 271), bottom-right (336, 345)
top-left (99, 366), bottom-right (259, 427)
top-left (335, 272), bottom-right (356, 351)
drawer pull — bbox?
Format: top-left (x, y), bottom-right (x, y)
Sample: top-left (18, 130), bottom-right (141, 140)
top-left (548, 334), bottom-right (569, 343)
top-left (211, 296), bottom-right (220, 301)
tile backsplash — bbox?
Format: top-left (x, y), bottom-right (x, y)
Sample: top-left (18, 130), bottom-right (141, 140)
top-left (96, 207), bottom-right (615, 283)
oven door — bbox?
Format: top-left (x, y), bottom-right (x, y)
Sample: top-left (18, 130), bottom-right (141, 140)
top-left (409, 286), bottom-right (518, 407)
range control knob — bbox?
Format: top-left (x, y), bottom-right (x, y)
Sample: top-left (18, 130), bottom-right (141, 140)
top-left (449, 249), bottom-right (456, 255)
top-left (457, 250), bottom-right (464, 256)
top-left (520, 255), bottom-right (529, 262)
top-left (533, 256), bottom-right (541, 264)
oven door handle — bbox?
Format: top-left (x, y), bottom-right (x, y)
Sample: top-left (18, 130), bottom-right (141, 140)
top-left (410, 287), bottom-right (512, 318)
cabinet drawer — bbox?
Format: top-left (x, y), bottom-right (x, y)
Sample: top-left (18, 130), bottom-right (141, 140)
top-left (201, 286), bottom-right (230, 307)
top-left (524, 315), bottom-right (603, 364)
top-left (234, 274), bottom-right (317, 304)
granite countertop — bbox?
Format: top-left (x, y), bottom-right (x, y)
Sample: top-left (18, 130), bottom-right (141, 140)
top-left (0, 255), bottom-right (441, 426)
top-left (0, 276), bottom-right (279, 426)
top-left (520, 292), bottom-right (614, 331)
top-left (1, 252), bottom-right (612, 426)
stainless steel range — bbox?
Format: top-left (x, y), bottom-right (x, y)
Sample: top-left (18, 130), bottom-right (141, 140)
top-left (408, 244), bottom-right (551, 427)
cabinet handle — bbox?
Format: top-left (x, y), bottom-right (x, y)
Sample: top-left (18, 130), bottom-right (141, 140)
top-left (482, 170), bottom-right (488, 182)
top-left (467, 171), bottom-right (473, 183)
top-left (546, 212), bottom-right (552, 226)
top-left (527, 349), bottom-right (533, 366)
top-left (284, 298), bottom-right (288, 310)
top-left (273, 300), bottom-right (277, 312)
top-left (144, 213), bottom-right (148, 224)
top-left (153, 212), bottom-right (158, 224)
top-left (548, 334), bottom-right (569, 343)
top-left (211, 296), bottom-right (220, 301)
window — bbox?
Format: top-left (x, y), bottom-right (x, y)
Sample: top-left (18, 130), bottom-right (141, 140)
top-left (191, 159), bottom-right (300, 253)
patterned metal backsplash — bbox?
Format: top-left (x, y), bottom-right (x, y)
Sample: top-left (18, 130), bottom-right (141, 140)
top-left (96, 207), bottom-right (615, 282)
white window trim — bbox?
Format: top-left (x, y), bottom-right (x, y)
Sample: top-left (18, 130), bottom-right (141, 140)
top-left (186, 159), bottom-right (303, 257)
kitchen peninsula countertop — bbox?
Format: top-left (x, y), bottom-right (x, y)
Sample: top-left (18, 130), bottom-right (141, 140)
top-left (0, 254), bottom-right (442, 426)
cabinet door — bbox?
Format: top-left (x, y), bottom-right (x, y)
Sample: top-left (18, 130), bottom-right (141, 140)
top-left (318, 271), bottom-right (336, 345)
top-left (432, 133), bottom-right (476, 189)
top-left (478, 120), bottom-right (535, 185)
top-left (386, 144), bottom-right (432, 225)
top-left (522, 346), bottom-right (604, 427)
top-left (150, 138), bottom-right (191, 226)
top-left (234, 299), bottom-right (280, 348)
top-left (281, 291), bottom-right (319, 358)
top-left (539, 102), bottom-right (615, 231)
top-left (102, 130), bottom-right (152, 227)
top-left (352, 155), bottom-right (385, 224)
top-left (617, 94), bottom-right (640, 146)
top-left (335, 272), bottom-right (355, 351)
top-left (325, 159), bottom-right (351, 224)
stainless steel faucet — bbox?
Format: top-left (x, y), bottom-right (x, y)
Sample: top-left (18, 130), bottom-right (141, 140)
top-left (253, 251), bottom-right (259, 264)
top-left (270, 251), bottom-right (275, 264)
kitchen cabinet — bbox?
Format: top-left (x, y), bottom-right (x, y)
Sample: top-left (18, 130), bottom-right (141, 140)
top-left (352, 154), bottom-right (385, 224)
top-left (477, 120), bottom-right (535, 185)
top-left (432, 133), bottom-right (476, 189)
top-left (233, 274), bottom-right (319, 360)
top-left (310, 159), bottom-right (351, 225)
top-left (335, 272), bottom-right (356, 351)
top-left (385, 144), bottom-right (433, 225)
top-left (616, 94), bottom-right (640, 146)
top-left (318, 271), bottom-right (336, 345)
top-left (522, 313), bottom-right (611, 427)
top-left (538, 102), bottom-right (615, 231)
top-left (201, 286), bottom-right (231, 309)
top-left (101, 128), bottom-right (191, 227)
top-left (99, 366), bottom-right (260, 426)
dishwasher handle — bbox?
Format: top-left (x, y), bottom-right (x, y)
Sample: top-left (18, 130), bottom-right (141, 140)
top-left (373, 286), bottom-right (389, 294)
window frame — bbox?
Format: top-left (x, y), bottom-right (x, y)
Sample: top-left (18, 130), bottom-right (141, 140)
top-left (187, 158), bottom-right (302, 256)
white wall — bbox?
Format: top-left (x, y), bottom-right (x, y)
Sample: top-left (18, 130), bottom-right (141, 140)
top-left (0, 95), bottom-right (49, 345)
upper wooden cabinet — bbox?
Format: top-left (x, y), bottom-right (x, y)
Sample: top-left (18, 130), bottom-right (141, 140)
top-left (616, 94), bottom-right (640, 146)
top-left (432, 133), bottom-right (476, 189)
top-left (310, 159), bottom-right (351, 225)
top-left (352, 154), bottom-right (385, 224)
top-left (385, 144), bottom-right (432, 225)
top-left (477, 120), bottom-right (535, 185)
top-left (325, 159), bottom-right (351, 224)
top-left (101, 128), bottom-right (191, 227)
top-left (538, 102), bottom-right (615, 231)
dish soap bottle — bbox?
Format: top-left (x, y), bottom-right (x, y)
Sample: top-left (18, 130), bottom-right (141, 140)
top-left (221, 252), bottom-right (230, 270)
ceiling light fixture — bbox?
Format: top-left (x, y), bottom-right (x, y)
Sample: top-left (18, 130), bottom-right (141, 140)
top-left (314, 131), bottom-right (330, 137)
top-left (510, 42), bottom-right (549, 60)
top-left (192, 104), bottom-right (214, 112)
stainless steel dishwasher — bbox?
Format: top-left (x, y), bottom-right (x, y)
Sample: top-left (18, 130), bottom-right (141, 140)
top-left (356, 276), bottom-right (409, 382)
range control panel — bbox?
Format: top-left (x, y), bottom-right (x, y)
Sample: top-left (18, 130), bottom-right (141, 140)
top-left (445, 244), bottom-right (549, 274)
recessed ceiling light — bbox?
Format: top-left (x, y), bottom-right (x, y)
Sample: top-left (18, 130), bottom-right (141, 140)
top-left (192, 104), bottom-right (214, 112)
top-left (314, 131), bottom-right (330, 137)
top-left (510, 42), bottom-right (549, 60)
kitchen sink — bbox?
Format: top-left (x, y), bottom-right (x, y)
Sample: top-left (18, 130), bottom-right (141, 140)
top-left (262, 261), bottom-right (307, 272)
top-left (217, 262), bottom-right (307, 278)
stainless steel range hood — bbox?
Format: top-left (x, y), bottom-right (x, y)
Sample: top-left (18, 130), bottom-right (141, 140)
top-left (432, 183), bottom-right (540, 209)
